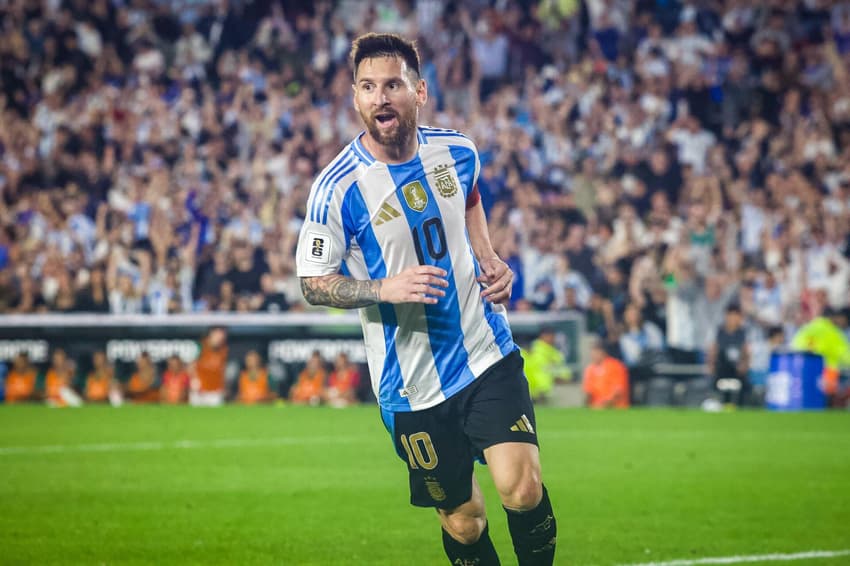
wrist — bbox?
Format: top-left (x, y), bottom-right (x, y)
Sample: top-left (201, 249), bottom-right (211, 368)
top-left (374, 279), bottom-right (384, 302)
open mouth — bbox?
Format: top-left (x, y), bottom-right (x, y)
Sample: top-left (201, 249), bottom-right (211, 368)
top-left (374, 112), bottom-right (398, 129)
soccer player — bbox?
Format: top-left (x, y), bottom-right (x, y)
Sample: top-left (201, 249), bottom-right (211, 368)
top-left (296, 33), bottom-right (557, 566)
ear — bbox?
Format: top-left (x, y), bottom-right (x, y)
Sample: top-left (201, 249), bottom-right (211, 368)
top-left (416, 78), bottom-right (428, 108)
top-left (351, 83), bottom-right (360, 114)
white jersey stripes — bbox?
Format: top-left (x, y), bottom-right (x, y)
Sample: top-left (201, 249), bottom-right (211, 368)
top-left (296, 126), bottom-right (516, 412)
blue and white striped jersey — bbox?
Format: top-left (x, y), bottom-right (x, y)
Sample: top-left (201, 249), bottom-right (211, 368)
top-left (296, 126), bottom-right (517, 412)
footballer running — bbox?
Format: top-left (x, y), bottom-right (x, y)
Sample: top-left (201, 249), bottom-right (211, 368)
top-left (296, 33), bottom-right (557, 566)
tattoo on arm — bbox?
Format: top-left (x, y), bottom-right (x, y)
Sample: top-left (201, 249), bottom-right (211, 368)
top-left (300, 275), bottom-right (382, 308)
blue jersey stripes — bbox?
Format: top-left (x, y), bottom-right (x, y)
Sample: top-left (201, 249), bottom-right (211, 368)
top-left (296, 127), bottom-right (517, 412)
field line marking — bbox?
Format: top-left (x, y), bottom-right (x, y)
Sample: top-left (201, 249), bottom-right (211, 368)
top-left (618, 549), bottom-right (850, 566)
top-left (0, 436), bottom-right (369, 456)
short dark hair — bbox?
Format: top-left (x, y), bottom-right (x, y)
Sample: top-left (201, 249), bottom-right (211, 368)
top-left (349, 33), bottom-right (420, 79)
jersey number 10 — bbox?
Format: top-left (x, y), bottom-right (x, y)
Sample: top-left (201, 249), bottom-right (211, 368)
top-left (412, 217), bottom-right (448, 264)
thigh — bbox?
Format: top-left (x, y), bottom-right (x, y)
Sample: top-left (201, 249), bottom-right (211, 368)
top-left (386, 404), bottom-right (476, 509)
top-left (464, 350), bottom-right (539, 457)
top-left (483, 441), bottom-right (542, 507)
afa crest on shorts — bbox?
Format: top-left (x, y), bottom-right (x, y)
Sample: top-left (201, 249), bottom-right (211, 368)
top-left (402, 180), bottom-right (428, 212)
top-left (433, 164), bottom-right (458, 198)
top-left (424, 476), bottom-right (447, 502)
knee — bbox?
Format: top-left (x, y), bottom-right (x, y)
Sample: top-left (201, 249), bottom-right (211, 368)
top-left (440, 510), bottom-right (487, 545)
top-left (499, 472), bottom-right (543, 511)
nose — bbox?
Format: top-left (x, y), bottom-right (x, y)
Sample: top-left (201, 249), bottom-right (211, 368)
top-left (374, 88), bottom-right (390, 107)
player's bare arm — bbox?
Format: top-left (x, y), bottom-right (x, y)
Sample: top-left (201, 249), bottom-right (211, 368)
top-left (465, 199), bottom-right (513, 304)
top-left (300, 265), bottom-right (449, 308)
top-left (300, 275), bottom-right (382, 308)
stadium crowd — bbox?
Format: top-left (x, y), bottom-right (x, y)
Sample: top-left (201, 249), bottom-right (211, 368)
top-left (0, 0), bottom-right (849, 404)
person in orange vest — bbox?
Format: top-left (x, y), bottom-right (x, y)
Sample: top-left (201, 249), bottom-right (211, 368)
top-left (290, 350), bottom-right (327, 406)
top-left (126, 351), bottom-right (160, 403)
top-left (323, 352), bottom-right (361, 408)
top-left (160, 355), bottom-right (190, 405)
top-left (190, 327), bottom-right (229, 407)
top-left (237, 350), bottom-right (275, 404)
top-left (45, 348), bottom-right (82, 407)
top-left (582, 341), bottom-right (630, 409)
top-left (84, 350), bottom-right (117, 403)
top-left (5, 352), bottom-right (39, 403)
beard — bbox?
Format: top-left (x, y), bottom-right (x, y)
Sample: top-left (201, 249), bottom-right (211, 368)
top-left (361, 105), bottom-right (417, 149)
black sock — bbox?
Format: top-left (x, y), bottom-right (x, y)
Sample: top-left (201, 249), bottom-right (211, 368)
top-left (504, 485), bottom-right (557, 566)
top-left (441, 521), bottom-right (501, 566)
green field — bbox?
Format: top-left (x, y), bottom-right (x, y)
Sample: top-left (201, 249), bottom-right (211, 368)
top-left (1, 406), bottom-right (848, 566)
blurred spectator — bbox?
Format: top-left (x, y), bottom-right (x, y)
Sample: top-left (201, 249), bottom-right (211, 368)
top-left (4, 353), bottom-right (39, 403)
top-left (290, 350), bottom-right (326, 406)
top-left (323, 352), bottom-right (360, 408)
top-left (190, 327), bottom-right (228, 407)
top-left (663, 249), bottom-right (705, 364)
top-left (161, 354), bottom-right (191, 404)
top-left (237, 349), bottom-right (274, 404)
top-left (582, 341), bottom-right (630, 409)
top-left (84, 350), bottom-right (115, 403)
top-left (75, 265), bottom-right (111, 313)
top-left (618, 302), bottom-right (665, 376)
top-left (708, 304), bottom-right (750, 406)
top-left (522, 328), bottom-right (572, 403)
top-left (126, 351), bottom-right (160, 403)
top-left (45, 348), bottom-right (81, 407)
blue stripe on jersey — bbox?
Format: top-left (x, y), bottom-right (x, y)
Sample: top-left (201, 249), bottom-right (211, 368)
top-left (342, 184), bottom-right (409, 410)
top-left (451, 144), bottom-right (514, 356)
top-left (419, 126), bottom-right (455, 133)
top-left (468, 244), bottom-right (515, 357)
top-left (352, 136), bottom-right (376, 165)
top-left (310, 150), bottom-right (353, 222)
top-left (387, 158), bottom-right (475, 394)
top-left (422, 132), bottom-right (470, 140)
top-left (311, 151), bottom-right (356, 222)
top-left (321, 159), bottom-right (360, 225)
top-left (448, 145), bottom-right (476, 199)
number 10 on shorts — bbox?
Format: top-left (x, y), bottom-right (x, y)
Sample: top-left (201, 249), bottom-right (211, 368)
top-left (400, 432), bottom-right (438, 470)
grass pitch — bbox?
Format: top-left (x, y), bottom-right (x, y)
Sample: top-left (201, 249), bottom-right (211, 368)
top-left (1, 405), bottom-right (848, 566)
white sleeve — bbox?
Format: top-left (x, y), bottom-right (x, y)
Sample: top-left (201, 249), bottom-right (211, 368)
top-left (295, 183), bottom-right (348, 278)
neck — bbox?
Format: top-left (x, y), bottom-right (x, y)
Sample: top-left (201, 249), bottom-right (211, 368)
top-left (362, 131), bottom-right (418, 164)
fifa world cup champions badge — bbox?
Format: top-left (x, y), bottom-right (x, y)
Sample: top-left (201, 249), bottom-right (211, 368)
top-left (402, 181), bottom-right (428, 212)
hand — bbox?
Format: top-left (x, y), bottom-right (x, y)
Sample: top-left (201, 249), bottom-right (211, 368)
top-left (477, 256), bottom-right (513, 305)
top-left (381, 265), bottom-right (448, 305)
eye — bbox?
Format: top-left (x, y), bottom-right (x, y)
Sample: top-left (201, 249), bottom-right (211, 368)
top-left (388, 81), bottom-right (399, 90)
top-left (361, 83), bottom-right (373, 92)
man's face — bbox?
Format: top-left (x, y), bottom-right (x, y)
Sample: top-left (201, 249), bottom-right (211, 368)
top-left (209, 328), bottom-right (226, 348)
top-left (353, 56), bottom-right (426, 148)
top-left (590, 346), bottom-right (605, 365)
top-left (725, 311), bottom-right (741, 329)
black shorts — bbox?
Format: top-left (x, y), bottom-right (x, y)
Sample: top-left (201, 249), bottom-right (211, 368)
top-left (381, 350), bottom-right (538, 509)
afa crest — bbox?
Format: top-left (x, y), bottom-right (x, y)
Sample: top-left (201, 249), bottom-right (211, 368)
top-left (433, 164), bottom-right (458, 198)
top-left (402, 181), bottom-right (428, 212)
top-left (424, 476), bottom-right (446, 502)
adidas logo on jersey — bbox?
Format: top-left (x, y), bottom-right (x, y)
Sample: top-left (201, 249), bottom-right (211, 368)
top-left (375, 202), bottom-right (401, 226)
top-left (510, 414), bottom-right (535, 434)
